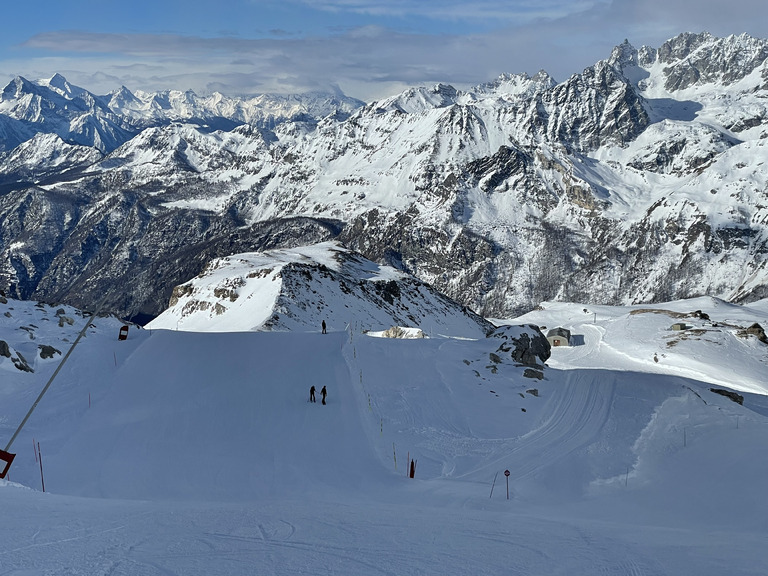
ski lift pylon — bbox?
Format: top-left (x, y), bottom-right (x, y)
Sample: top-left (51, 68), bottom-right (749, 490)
top-left (1, 295), bottom-right (108, 479)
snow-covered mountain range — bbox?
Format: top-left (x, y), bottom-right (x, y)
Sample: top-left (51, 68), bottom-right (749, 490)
top-left (1, 32), bottom-right (767, 321)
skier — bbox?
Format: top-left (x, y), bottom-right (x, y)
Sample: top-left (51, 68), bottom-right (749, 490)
top-left (321, 385), bottom-right (327, 405)
top-left (309, 385), bottom-right (316, 403)
top-left (322, 320), bottom-right (327, 334)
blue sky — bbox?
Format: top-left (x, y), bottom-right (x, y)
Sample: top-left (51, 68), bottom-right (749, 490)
top-left (2, 0), bottom-right (767, 101)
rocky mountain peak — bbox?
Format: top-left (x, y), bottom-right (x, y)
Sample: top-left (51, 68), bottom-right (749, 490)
top-left (657, 31), bottom-right (715, 63)
top-left (531, 70), bottom-right (557, 88)
top-left (473, 71), bottom-right (556, 99)
top-left (43, 73), bottom-right (85, 99)
top-left (656, 31), bottom-right (768, 90)
top-left (609, 39), bottom-right (639, 71)
top-left (1, 76), bottom-right (38, 102)
top-left (431, 83), bottom-right (459, 102)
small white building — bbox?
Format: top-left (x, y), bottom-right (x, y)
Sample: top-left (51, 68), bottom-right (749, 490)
top-left (546, 327), bottom-right (571, 347)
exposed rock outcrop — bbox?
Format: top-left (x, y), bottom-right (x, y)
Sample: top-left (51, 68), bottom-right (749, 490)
top-left (710, 388), bottom-right (744, 405)
top-left (488, 325), bottom-right (551, 367)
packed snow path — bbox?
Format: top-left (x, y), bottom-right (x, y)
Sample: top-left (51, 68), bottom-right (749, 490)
top-left (8, 485), bottom-right (748, 576)
top-left (34, 329), bottom-right (387, 501)
top-left (465, 371), bottom-right (617, 492)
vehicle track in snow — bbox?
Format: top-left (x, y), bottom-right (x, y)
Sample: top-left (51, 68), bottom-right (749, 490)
top-left (455, 370), bottom-right (616, 484)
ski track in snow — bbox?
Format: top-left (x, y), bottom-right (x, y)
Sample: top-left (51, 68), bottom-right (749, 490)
top-left (448, 369), bottom-right (616, 488)
top-left (1, 490), bottom-right (694, 576)
top-left (507, 372), bottom-right (615, 483)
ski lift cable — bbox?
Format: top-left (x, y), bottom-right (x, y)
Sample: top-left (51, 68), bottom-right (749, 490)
top-left (3, 295), bottom-right (109, 454)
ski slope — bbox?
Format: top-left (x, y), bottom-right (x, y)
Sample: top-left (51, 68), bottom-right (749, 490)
top-left (1, 297), bottom-right (768, 574)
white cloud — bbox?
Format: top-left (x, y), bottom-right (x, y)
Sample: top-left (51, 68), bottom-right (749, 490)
top-left (286, 0), bottom-right (603, 22)
top-left (1, 0), bottom-right (767, 101)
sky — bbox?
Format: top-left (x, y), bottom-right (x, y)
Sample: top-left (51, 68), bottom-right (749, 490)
top-left (1, 0), bottom-right (767, 101)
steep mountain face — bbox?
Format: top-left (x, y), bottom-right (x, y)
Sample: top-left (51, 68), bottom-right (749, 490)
top-left (0, 32), bottom-right (767, 321)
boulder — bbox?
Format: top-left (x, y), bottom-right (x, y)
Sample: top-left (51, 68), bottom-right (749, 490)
top-left (12, 351), bottom-right (33, 373)
top-left (488, 324), bottom-right (551, 367)
top-left (39, 344), bottom-right (62, 359)
top-left (381, 326), bottom-right (426, 339)
top-left (710, 388), bottom-right (744, 405)
top-left (745, 323), bottom-right (767, 344)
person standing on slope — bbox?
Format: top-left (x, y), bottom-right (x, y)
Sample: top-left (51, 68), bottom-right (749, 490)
top-left (322, 320), bottom-right (327, 334)
top-left (321, 385), bottom-right (327, 405)
top-left (309, 385), bottom-right (316, 403)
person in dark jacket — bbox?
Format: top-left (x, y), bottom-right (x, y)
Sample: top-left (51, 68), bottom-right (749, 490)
top-left (322, 320), bottom-right (327, 334)
top-left (309, 385), bottom-right (316, 403)
top-left (321, 385), bottom-right (327, 405)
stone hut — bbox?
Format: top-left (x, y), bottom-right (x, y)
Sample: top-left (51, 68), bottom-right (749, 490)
top-left (546, 327), bottom-right (571, 347)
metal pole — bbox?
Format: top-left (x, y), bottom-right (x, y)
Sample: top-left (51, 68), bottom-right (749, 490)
top-left (38, 442), bottom-right (45, 492)
top-left (490, 472), bottom-right (498, 498)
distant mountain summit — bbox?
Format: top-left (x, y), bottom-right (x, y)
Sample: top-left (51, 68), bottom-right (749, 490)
top-left (0, 74), bottom-right (363, 152)
top-left (1, 32), bottom-right (767, 321)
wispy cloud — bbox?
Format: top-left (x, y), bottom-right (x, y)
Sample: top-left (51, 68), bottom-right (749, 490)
top-left (284, 0), bottom-right (603, 22)
top-left (2, 0), bottom-right (767, 101)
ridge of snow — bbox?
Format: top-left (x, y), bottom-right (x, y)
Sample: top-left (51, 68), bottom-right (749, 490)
top-left (148, 242), bottom-right (490, 337)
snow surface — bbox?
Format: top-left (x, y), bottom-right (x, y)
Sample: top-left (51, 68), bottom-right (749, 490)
top-left (1, 296), bottom-right (767, 574)
top-left (147, 242), bottom-right (490, 338)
